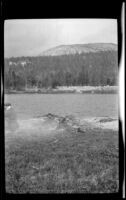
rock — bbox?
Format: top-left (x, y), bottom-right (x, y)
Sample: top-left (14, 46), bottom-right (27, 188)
top-left (99, 118), bottom-right (115, 123)
top-left (43, 113), bottom-right (59, 120)
top-left (40, 113), bottom-right (86, 133)
top-left (59, 117), bottom-right (67, 124)
top-left (77, 127), bottom-right (85, 133)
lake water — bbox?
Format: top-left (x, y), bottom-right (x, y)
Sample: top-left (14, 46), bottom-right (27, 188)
top-left (5, 94), bottom-right (118, 120)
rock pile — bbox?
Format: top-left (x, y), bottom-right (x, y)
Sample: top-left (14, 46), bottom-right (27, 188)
top-left (43, 113), bottom-right (85, 133)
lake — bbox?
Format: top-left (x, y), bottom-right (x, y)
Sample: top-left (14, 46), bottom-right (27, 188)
top-left (5, 94), bottom-right (118, 120)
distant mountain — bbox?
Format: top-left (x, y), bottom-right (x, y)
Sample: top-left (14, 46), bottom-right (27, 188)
top-left (40, 43), bottom-right (117, 56)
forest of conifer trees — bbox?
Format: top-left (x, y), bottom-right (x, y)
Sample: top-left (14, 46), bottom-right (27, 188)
top-left (4, 51), bottom-right (118, 91)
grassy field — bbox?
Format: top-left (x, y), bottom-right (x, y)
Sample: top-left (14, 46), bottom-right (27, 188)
top-left (5, 126), bottom-right (119, 193)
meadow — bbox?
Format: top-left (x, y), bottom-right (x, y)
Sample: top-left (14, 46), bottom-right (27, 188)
top-left (5, 123), bottom-right (119, 193)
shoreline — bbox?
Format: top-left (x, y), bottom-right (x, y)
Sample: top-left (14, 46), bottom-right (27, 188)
top-left (5, 86), bottom-right (118, 94)
top-left (5, 112), bottom-right (118, 134)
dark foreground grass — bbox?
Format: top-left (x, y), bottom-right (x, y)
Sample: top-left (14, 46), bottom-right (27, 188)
top-left (5, 127), bottom-right (119, 193)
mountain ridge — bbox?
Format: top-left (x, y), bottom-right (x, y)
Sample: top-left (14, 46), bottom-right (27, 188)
top-left (40, 43), bottom-right (117, 56)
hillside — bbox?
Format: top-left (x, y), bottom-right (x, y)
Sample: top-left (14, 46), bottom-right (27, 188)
top-left (40, 43), bottom-right (117, 56)
top-left (4, 43), bottom-right (118, 91)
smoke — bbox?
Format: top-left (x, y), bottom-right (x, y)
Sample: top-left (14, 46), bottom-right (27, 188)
top-left (5, 107), bottom-right (19, 133)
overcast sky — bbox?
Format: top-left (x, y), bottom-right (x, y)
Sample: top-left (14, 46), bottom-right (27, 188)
top-left (4, 19), bottom-right (117, 58)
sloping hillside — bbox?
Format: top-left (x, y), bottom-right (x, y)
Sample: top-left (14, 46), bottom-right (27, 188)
top-left (40, 43), bottom-right (117, 56)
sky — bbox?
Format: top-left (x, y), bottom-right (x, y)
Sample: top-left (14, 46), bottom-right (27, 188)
top-left (4, 19), bottom-right (117, 58)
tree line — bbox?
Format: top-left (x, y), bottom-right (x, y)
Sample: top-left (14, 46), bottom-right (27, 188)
top-left (4, 51), bottom-right (118, 90)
